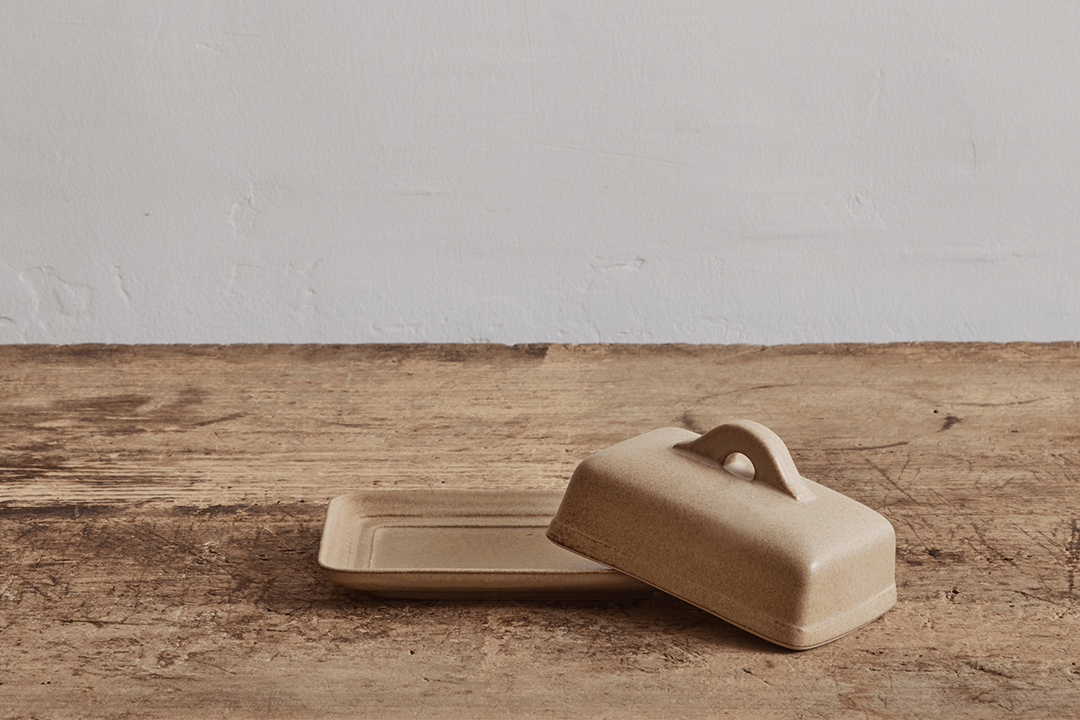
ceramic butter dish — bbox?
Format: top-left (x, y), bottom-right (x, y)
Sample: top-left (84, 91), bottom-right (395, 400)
top-left (546, 420), bottom-right (896, 649)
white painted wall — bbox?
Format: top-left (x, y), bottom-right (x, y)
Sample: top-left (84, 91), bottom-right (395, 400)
top-left (2, 1), bottom-right (1079, 344)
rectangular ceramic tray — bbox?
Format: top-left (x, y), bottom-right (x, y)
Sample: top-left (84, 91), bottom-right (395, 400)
top-left (318, 488), bottom-right (653, 598)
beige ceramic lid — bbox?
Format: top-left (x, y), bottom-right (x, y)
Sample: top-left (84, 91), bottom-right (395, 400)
top-left (546, 420), bottom-right (897, 649)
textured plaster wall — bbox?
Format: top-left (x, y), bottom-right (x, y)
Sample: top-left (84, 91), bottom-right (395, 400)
top-left (2, 2), bottom-right (1079, 344)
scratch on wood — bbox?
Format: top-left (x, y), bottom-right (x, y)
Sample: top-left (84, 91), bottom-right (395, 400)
top-left (969, 523), bottom-right (1016, 565)
top-left (865, 456), bottom-right (918, 506)
top-left (192, 412), bottom-right (246, 427)
top-left (833, 442), bottom-right (909, 452)
top-left (1068, 519), bottom-right (1080, 597)
top-left (1011, 589), bottom-right (1061, 605)
top-left (964, 661), bottom-right (1015, 679)
top-left (953, 397), bottom-right (1050, 407)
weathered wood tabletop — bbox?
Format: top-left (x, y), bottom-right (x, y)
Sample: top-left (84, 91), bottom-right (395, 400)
top-left (2, 343), bottom-right (1078, 719)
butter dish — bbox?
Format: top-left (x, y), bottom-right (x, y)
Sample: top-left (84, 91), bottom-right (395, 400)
top-left (319, 488), bottom-right (652, 598)
top-left (546, 420), bottom-right (896, 649)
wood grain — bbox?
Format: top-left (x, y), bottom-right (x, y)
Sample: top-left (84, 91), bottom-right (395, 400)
top-left (2, 343), bottom-right (1079, 718)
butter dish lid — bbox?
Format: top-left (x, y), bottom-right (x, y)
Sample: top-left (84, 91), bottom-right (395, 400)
top-left (546, 420), bottom-right (897, 649)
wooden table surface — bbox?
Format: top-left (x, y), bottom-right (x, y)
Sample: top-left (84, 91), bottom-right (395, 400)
top-left (2, 343), bottom-right (1078, 719)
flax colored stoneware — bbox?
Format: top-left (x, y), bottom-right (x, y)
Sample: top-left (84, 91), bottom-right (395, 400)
top-left (319, 488), bottom-right (653, 599)
top-left (546, 420), bottom-right (897, 649)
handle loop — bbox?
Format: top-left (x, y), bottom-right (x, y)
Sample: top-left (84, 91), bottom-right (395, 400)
top-left (672, 420), bottom-right (814, 502)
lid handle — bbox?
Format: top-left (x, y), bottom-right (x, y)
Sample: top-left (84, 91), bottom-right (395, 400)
top-left (672, 420), bottom-right (815, 502)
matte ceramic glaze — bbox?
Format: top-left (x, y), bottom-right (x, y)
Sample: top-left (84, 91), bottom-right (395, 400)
top-left (546, 420), bottom-right (897, 649)
top-left (319, 488), bottom-right (653, 598)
